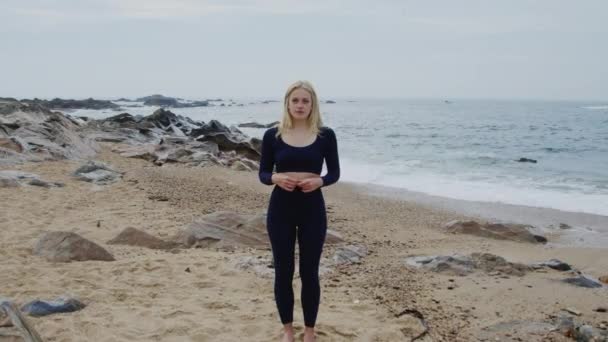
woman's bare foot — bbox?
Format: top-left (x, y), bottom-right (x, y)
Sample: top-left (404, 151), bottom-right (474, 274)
top-left (303, 327), bottom-right (315, 342)
top-left (281, 324), bottom-right (295, 342)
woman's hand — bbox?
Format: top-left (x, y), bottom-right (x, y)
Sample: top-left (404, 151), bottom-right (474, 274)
top-left (271, 173), bottom-right (299, 192)
top-left (297, 177), bottom-right (323, 193)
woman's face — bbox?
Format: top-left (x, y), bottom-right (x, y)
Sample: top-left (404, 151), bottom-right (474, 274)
top-left (288, 88), bottom-right (312, 121)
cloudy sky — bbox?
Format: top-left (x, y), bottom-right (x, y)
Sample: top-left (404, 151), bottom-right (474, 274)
top-left (1, 0), bottom-right (606, 100)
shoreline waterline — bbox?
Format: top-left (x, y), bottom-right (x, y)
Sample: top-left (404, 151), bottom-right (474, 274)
top-left (345, 180), bottom-right (608, 249)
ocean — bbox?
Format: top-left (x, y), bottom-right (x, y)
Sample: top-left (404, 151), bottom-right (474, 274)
top-left (74, 98), bottom-right (608, 246)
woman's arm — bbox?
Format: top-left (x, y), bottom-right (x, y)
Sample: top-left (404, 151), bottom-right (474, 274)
top-left (321, 128), bottom-right (340, 187)
top-left (258, 129), bottom-right (275, 185)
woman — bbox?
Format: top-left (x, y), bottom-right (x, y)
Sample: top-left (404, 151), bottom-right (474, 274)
top-left (258, 80), bottom-right (340, 342)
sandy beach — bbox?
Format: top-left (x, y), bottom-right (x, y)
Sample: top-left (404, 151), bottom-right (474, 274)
top-left (1, 143), bottom-right (606, 341)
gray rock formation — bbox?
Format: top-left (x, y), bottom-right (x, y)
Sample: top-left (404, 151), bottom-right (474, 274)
top-left (443, 220), bottom-right (547, 244)
top-left (532, 259), bottom-right (572, 271)
top-left (20, 97), bottom-right (119, 110)
top-left (137, 94), bottom-right (209, 108)
top-left (238, 121), bottom-right (279, 129)
top-left (1, 99), bottom-right (262, 172)
top-left (34, 231), bottom-right (115, 262)
top-left (0, 98), bottom-right (99, 166)
top-left (405, 253), bottom-right (530, 276)
top-left (107, 227), bottom-right (179, 250)
top-left (332, 244), bottom-right (368, 265)
top-left (562, 275), bottom-right (604, 288)
top-left (0, 170), bottom-right (63, 188)
top-left (73, 161), bottom-right (122, 184)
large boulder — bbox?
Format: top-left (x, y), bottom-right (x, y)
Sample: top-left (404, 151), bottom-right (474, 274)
top-left (107, 227), bottom-right (179, 250)
top-left (443, 220), bottom-right (547, 244)
top-left (34, 232), bottom-right (115, 262)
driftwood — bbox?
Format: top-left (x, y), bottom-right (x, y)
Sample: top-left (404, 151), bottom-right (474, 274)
top-left (0, 300), bottom-right (44, 342)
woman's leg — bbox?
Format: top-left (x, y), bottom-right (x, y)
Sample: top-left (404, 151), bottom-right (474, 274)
top-left (267, 190), bottom-right (297, 325)
top-left (297, 192), bottom-right (327, 328)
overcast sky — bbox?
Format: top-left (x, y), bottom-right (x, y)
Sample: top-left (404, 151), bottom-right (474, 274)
top-left (1, 0), bottom-right (606, 100)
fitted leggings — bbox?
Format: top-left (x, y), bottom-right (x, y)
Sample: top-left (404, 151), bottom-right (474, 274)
top-left (266, 186), bottom-right (327, 328)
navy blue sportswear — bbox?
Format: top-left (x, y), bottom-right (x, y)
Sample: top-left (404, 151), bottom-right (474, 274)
top-left (258, 126), bottom-right (340, 327)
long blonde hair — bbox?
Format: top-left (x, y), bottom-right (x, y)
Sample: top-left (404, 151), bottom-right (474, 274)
top-left (276, 80), bottom-right (323, 137)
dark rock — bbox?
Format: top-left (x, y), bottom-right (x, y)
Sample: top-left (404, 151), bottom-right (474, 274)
top-left (27, 178), bottom-right (52, 188)
top-left (238, 121), bottom-right (279, 129)
top-left (325, 100), bottom-right (336, 104)
top-left (34, 231), bottom-right (115, 262)
top-left (20, 97), bottom-right (120, 110)
top-left (516, 157), bottom-right (537, 163)
top-left (107, 227), bottom-right (179, 250)
top-left (537, 259), bottom-right (572, 271)
top-left (190, 119), bottom-right (231, 136)
top-left (138, 94), bottom-right (179, 107)
top-left (559, 223), bottom-right (572, 230)
top-left (137, 95), bottom-right (209, 108)
top-left (196, 132), bottom-right (261, 161)
top-left (141, 108), bottom-right (180, 128)
top-left (73, 161), bottom-right (122, 184)
top-left (103, 113), bottom-right (137, 124)
top-left (21, 296), bottom-right (86, 317)
top-left (562, 275), bottom-right (603, 288)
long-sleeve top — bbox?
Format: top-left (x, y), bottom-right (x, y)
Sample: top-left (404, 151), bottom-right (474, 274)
top-left (258, 127), bottom-right (340, 187)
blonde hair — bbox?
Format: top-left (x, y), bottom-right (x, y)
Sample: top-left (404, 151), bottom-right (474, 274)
top-left (276, 80), bottom-right (323, 137)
